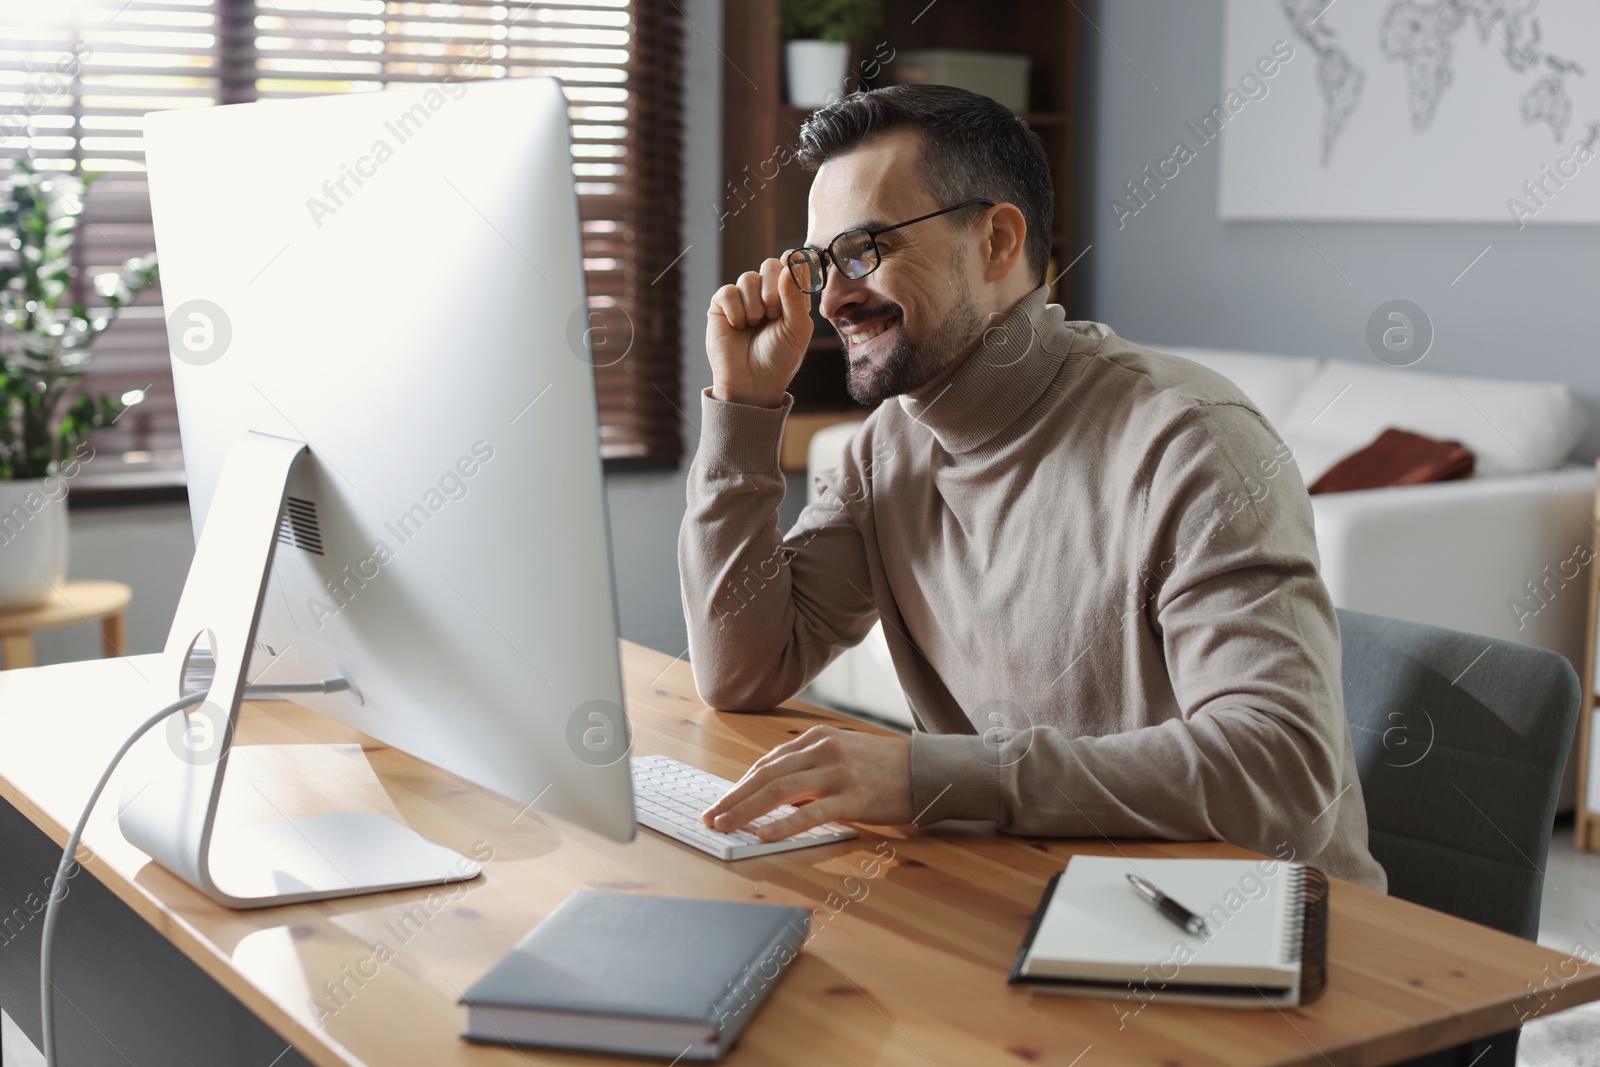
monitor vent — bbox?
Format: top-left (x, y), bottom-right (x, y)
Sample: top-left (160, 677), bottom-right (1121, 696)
top-left (278, 496), bottom-right (325, 556)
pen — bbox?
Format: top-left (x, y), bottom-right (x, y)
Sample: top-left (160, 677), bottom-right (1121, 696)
top-left (1127, 874), bottom-right (1213, 938)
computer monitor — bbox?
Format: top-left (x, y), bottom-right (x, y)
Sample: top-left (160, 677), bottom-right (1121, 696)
top-left (118, 77), bottom-right (636, 909)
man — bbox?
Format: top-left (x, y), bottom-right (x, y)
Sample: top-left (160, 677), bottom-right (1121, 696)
top-left (680, 84), bottom-right (1385, 891)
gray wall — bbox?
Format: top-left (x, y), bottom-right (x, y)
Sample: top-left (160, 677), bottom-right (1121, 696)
top-left (32, 0), bottom-right (736, 668)
top-left (1079, 0), bottom-right (1600, 463)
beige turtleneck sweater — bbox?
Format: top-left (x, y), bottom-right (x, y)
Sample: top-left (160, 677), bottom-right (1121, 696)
top-left (679, 285), bottom-right (1387, 891)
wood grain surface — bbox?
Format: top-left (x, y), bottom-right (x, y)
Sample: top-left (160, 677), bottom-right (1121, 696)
top-left (0, 641), bottom-right (1595, 1067)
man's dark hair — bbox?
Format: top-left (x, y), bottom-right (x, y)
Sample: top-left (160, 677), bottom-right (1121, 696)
top-left (796, 84), bottom-right (1054, 286)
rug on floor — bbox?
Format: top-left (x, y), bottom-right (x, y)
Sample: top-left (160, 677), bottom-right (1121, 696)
top-left (1519, 999), bottom-right (1600, 1066)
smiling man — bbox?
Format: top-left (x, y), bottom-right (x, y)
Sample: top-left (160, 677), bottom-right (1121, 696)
top-left (679, 85), bottom-right (1386, 891)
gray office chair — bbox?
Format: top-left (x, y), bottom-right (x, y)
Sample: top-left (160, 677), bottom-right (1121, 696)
top-left (1338, 608), bottom-right (1582, 1067)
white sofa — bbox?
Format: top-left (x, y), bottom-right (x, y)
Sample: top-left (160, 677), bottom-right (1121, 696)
top-left (803, 347), bottom-right (1595, 806)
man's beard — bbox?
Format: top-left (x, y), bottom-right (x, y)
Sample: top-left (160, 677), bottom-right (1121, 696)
top-left (840, 287), bottom-right (984, 405)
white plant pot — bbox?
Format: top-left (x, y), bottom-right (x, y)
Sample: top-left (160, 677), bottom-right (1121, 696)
top-left (786, 40), bottom-right (851, 108)
top-left (0, 478), bottom-right (68, 609)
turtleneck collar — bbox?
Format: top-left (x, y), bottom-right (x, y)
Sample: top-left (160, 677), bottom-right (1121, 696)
top-left (896, 284), bottom-right (1075, 455)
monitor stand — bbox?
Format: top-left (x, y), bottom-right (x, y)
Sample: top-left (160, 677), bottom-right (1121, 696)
top-left (116, 431), bottom-right (481, 909)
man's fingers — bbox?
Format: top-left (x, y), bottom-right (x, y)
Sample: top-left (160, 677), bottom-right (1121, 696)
top-left (710, 284), bottom-right (746, 330)
top-left (755, 797), bottom-right (846, 842)
top-left (703, 748), bottom-right (819, 824)
top-left (737, 727), bottom-right (832, 783)
top-left (701, 728), bottom-right (848, 833)
top-left (740, 733), bottom-right (815, 778)
top-left (735, 270), bottom-right (765, 325)
top-left (759, 257), bottom-right (785, 318)
top-left (701, 759), bottom-right (774, 824)
top-left (711, 770), bottom-right (832, 833)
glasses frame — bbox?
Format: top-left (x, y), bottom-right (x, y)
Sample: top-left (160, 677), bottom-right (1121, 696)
top-left (785, 197), bottom-right (996, 294)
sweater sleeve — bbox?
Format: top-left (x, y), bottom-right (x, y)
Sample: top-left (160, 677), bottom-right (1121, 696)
top-left (679, 389), bottom-right (880, 710)
top-left (909, 403), bottom-right (1350, 863)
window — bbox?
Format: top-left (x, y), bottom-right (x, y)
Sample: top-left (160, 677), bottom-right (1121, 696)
top-left (0, 0), bottom-right (683, 480)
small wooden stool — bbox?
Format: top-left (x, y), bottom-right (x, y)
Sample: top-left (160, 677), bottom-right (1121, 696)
top-left (0, 580), bottom-right (132, 669)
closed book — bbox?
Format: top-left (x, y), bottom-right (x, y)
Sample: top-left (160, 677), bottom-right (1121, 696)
top-left (459, 892), bottom-right (809, 1061)
top-left (1008, 856), bottom-right (1328, 1008)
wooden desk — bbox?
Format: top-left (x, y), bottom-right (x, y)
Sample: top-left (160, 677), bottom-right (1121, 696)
top-left (0, 641), bottom-right (1597, 1066)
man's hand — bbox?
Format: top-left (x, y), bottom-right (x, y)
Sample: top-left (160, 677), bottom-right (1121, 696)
top-left (706, 255), bottom-right (814, 409)
top-left (700, 725), bottom-right (914, 841)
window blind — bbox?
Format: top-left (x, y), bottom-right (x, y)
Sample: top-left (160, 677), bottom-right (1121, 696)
top-left (0, 0), bottom-right (683, 475)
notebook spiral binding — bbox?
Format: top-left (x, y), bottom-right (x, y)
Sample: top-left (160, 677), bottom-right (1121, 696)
top-left (1296, 866), bottom-right (1330, 1004)
top-left (1282, 866), bottom-right (1306, 967)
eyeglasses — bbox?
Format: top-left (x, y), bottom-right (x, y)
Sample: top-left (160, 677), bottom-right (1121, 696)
top-left (784, 198), bottom-right (995, 294)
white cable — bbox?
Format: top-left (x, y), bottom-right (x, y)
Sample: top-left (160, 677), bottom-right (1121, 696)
top-left (39, 677), bottom-right (351, 1066)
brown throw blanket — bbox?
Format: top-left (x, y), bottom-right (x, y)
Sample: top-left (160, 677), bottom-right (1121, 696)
top-left (1309, 428), bottom-right (1475, 494)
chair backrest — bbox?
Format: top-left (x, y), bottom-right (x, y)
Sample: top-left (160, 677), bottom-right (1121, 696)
top-left (1338, 608), bottom-right (1581, 941)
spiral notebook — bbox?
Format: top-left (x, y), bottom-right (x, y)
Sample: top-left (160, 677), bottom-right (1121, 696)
top-left (1008, 856), bottom-right (1328, 1008)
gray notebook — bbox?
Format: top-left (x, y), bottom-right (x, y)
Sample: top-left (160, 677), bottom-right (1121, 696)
top-left (459, 891), bottom-right (810, 1061)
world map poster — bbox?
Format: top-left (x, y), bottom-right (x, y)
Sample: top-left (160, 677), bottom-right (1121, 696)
top-left (1219, 0), bottom-right (1600, 223)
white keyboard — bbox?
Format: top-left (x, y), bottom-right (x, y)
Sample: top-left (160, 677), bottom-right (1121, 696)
top-left (629, 754), bottom-right (858, 860)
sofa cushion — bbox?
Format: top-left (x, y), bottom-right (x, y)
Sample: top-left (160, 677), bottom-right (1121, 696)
top-left (1283, 436), bottom-right (1360, 486)
top-left (806, 420), bottom-right (867, 504)
top-left (1146, 345), bottom-right (1323, 427)
top-left (1280, 361), bottom-right (1589, 477)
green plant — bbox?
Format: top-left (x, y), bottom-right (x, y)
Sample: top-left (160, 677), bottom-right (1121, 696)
top-left (0, 158), bottom-right (155, 481)
top-left (781, 0), bottom-right (883, 44)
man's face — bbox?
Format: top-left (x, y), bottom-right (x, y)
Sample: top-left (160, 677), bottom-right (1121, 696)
top-left (804, 129), bottom-right (985, 405)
